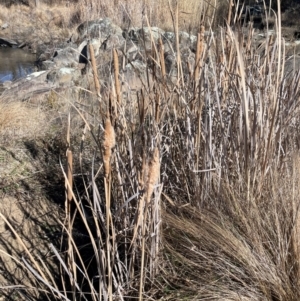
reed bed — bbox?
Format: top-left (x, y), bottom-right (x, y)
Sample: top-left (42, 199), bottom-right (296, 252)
top-left (2, 1), bottom-right (300, 300)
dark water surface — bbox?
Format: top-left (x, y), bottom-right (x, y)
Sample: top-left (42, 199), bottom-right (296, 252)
top-left (0, 47), bottom-right (36, 83)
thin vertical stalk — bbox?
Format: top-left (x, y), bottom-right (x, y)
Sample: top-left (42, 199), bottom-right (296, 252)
top-left (113, 49), bottom-right (121, 105)
top-left (89, 43), bottom-right (100, 96)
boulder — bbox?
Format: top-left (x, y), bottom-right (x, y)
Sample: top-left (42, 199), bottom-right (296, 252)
top-left (0, 37), bottom-right (17, 47)
top-left (47, 67), bottom-right (81, 85)
top-left (163, 31), bottom-right (197, 52)
top-left (122, 60), bottom-right (148, 91)
top-left (40, 60), bottom-right (55, 70)
top-left (71, 18), bottom-right (125, 51)
top-left (52, 47), bottom-right (79, 68)
top-left (138, 27), bottom-right (165, 42)
top-left (0, 71), bottom-right (55, 101)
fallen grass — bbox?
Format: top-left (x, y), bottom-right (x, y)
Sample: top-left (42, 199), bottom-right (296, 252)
top-left (2, 0), bottom-right (300, 300)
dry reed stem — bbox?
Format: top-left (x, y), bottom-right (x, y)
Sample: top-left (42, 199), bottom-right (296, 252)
top-left (66, 150), bottom-right (73, 202)
top-left (113, 48), bottom-right (121, 105)
top-left (174, 3), bottom-right (183, 85)
top-left (138, 154), bottom-right (148, 301)
top-left (64, 112), bottom-right (77, 297)
top-left (159, 38), bottom-right (166, 78)
top-left (59, 162), bottom-right (105, 300)
top-left (194, 25), bottom-right (205, 85)
top-left (139, 147), bottom-right (160, 300)
top-left (155, 92), bottom-right (160, 123)
top-left (0, 213), bottom-right (50, 287)
top-left (227, 0), bottom-right (233, 25)
top-left (104, 175), bottom-right (113, 301)
top-left (89, 43), bottom-right (101, 96)
top-left (168, 0), bottom-right (183, 85)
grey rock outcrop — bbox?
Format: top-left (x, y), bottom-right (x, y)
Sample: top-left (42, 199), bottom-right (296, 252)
top-left (0, 37), bottom-right (17, 47)
top-left (71, 18), bottom-right (125, 51)
top-left (47, 67), bottom-right (82, 85)
top-left (1, 18), bottom-right (215, 101)
top-left (0, 71), bottom-right (55, 101)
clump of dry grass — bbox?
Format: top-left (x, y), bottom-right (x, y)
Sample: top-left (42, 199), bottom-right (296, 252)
top-left (0, 101), bottom-right (46, 140)
top-left (162, 159), bottom-right (300, 300)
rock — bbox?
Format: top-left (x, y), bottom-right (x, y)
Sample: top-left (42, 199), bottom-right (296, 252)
top-left (78, 38), bottom-right (101, 64)
top-left (32, 19), bottom-right (215, 94)
top-left (0, 71), bottom-right (55, 102)
top-left (163, 31), bottom-right (197, 52)
top-left (122, 60), bottom-right (148, 91)
top-left (122, 28), bottom-right (139, 42)
top-left (125, 41), bottom-right (139, 61)
top-left (75, 18), bottom-right (123, 40)
top-left (0, 37), bottom-right (17, 47)
top-left (181, 48), bottom-right (195, 75)
top-left (1, 23), bottom-right (9, 30)
top-left (52, 47), bottom-right (79, 68)
top-left (164, 52), bottom-right (177, 79)
top-left (2, 81), bottom-right (12, 89)
top-left (40, 60), bottom-right (55, 70)
top-left (25, 70), bottom-right (48, 81)
top-left (138, 27), bottom-right (165, 41)
top-left (285, 54), bottom-right (300, 75)
top-left (71, 18), bottom-right (125, 51)
top-left (47, 67), bottom-right (81, 85)
top-left (18, 42), bottom-right (27, 49)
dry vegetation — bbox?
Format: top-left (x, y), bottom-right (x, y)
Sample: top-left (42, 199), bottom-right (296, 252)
top-left (2, 0), bottom-right (300, 300)
top-left (0, 0), bottom-right (220, 51)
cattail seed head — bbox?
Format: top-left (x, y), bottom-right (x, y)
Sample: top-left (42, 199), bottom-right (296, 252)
top-left (146, 147), bottom-right (160, 203)
top-left (103, 117), bottom-right (116, 177)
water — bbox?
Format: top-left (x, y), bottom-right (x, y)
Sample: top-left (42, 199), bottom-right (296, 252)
top-left (0, 47), bottom-right (36, 83)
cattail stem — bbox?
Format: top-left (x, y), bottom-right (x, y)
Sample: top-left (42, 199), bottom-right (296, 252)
top-left (113, 49), bottom-right (121, 105)
top-left (66, 149), bottom-right (73, 203)
top-left (159, 38), bottom-right (166, 78)
top-left (89, 43), bottom-right (100, 96)
top-left (194, 25), bottom-right (205, 86)
top-left (102, 112), bottom-right (115, 301)
top-left (227, 0), bottom-right (233, 25)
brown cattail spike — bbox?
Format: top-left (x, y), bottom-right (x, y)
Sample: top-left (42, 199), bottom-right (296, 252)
top-left (103, 115), bottom-right (116, 178)
top-left (146, 147), bottom-right (160, 203)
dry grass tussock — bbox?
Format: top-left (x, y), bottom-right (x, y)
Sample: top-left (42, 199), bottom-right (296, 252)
top-left (3, 1), bottom-right (300, 300)
top-left (163, 163), bottom-right (300, 300)
top-left (0, 101), bottom-right (46, 140)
